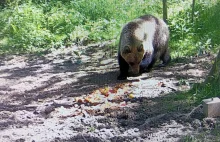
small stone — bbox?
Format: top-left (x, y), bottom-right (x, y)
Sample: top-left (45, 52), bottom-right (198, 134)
top-left (15, 138), bottom-right (25, 142)
top-left (35, 104), bottom-right (55, 115)
top-left (192, 119), bottom-right (201, 128)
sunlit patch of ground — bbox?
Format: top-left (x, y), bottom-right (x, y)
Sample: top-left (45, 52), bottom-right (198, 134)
top-left (0, 41), bottom-right (217, 142)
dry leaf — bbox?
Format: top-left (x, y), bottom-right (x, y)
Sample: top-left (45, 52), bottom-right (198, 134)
top-left (157, 82), bottom-right (166, 87)
top-left (75, 97), bottom-right (84, 104)
top-left (120, 101), bottom-right (126, 107)
top-left (99, 87), bottom-right (109, 97)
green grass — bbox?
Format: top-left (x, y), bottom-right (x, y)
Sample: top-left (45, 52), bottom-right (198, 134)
top-left (181, 125), bottom-right (220, 142)
top-left (168, 0), bottom-right (220, 58)
top-left (0, 0), bottom-right (162, 53)
top-left (0, 0), bottom-right (219, 55)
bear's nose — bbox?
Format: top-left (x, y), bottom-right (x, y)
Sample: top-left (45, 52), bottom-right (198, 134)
top-left (131, 65), bottom-right (140, 74)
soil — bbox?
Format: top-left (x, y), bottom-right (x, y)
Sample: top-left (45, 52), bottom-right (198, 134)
top-left (0, 41), bottom-right (219, 142)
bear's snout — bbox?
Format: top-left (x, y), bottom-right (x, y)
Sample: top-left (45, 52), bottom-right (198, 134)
top-left (131, 65), bottom-right (140, 75)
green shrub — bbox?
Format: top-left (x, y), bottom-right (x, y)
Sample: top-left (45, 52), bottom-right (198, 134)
top-left (0, 0), bottom-right (219, 54)
top-left (169, 0), bottom-right (219, 58)
top-left (0, 0), bottom-right (163, 52)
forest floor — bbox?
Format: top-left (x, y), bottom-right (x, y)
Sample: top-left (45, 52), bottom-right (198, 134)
top-left (0, 41), bottom-right (219, 142)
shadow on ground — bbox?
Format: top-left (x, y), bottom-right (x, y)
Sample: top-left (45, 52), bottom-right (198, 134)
top-left (0, 41), bottom-right (216, 142)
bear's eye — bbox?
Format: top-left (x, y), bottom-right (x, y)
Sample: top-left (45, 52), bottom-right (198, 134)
top-left (123, 46), bottom-right (131, 54)
top-left (137, 44), bottom-right (143, 52)
top-left (129, 62), bottom-right (135, 66)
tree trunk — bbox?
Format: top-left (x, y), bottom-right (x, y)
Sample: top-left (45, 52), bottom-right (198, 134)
top-left (191, 0), bottom-right (196, 22)
top-left (163, 0), bottom-right (168, 23)
top-left (205, 49), bottom-right (220, 85)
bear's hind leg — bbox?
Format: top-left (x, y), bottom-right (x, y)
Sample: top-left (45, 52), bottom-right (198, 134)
top-left (159, 48), bottom-right (171, 67)
top-left (140, 55), bottom-right (157, 73)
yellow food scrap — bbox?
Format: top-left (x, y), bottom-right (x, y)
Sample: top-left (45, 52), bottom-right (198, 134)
top-left (128, 93), bottom-right (135, 99)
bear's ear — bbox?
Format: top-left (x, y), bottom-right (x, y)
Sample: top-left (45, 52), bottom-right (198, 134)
top-left (122, 46), bottom-right (131, 54)
top-left (137, 44), bottom-right (144, 52)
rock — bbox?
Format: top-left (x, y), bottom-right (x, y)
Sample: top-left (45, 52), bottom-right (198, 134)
top-left (15, 138), bottom-right (25, 142)
top-left (184, 63), bottom-right (196, 69)
top-left (192, 119), bottom-right (202, 129)
top-left (34, 104), bottom-right (55, 115)
top-left (203, 118), bottom-right (216, 128)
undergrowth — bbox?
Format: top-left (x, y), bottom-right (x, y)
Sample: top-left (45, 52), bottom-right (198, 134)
top-left (169, 0), bottom-right (220, 58)
top-left (1, 0), bottom-right (218, 55)
top-left (0, 0), bottom-right (161, 53)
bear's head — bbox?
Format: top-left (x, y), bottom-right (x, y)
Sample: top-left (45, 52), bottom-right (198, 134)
top-left (120, 22), bottom-right (147, 75)
top-left (121, 43), bottom-right (144, 75)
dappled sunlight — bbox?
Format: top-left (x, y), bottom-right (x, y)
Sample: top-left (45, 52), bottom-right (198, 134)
top-left (0, 0), bottom-right (219, 141)
top-left (0, 41), bottom-right (215, 141)
top-left (0, 42), bottom-right (118, 106)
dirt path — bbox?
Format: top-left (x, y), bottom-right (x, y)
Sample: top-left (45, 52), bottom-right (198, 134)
top-left (0, 42), bottom-right (219, 142)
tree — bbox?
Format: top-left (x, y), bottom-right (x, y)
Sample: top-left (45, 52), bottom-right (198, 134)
top-left (163, 0), bottom-right (168, 23)
top-left (191, 0), bottom-right (196, 22)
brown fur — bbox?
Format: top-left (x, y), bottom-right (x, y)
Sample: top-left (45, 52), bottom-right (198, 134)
top-left (117, 15), bottom-right (170, 80)
top-left (121, 44), bottom-right (144, 74)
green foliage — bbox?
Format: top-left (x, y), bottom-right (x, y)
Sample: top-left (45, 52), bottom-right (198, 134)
top-left (182, 124), bottom-right (220, 142)
top-left (191, 82), bottom-right (220, 105)
top-left (0, 0), bottom-right (219, 55)
top-left (194, 1), bottom-right (220, 51)
top-left (0, 0), bottom-right (161, 52)
top-left (169, 0), bottom-right (219, 58)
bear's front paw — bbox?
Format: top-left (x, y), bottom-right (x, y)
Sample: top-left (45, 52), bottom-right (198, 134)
top-left (117, 75), bottom-right (127, 80)
top-left (158, 63), bottom-right (166, 67)
top-left (140, 67), bottom-right (152, 73)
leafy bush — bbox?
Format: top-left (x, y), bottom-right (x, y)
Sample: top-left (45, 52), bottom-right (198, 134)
top-left (169, 0), bottom-right (219, 58)
top-left (0, 0), bottom-right (161, 52)
top-left (0, 3), bottom-right (53, 51)
top-left (0, 0), bottom-right (219, 54)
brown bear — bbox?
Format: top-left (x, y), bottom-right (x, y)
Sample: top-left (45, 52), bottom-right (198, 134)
top-left (117, 14), bottom-right (171, 80)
